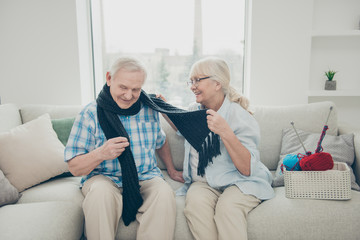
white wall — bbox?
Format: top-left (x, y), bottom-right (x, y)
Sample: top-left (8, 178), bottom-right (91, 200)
top-left (309, 97), bottom-right (359, 128)
top-left (0, 0), bottom-right (82, 105)
top-left (248, 0), bottom-right (359, 128)
top-left (308, 0), bottom-right (360, 128)
top-left (248, 0), bottom-right (313, 106)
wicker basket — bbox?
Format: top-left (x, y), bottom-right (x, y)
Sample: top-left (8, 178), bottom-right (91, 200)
top-left (284, 162), bottom-right (351, 200)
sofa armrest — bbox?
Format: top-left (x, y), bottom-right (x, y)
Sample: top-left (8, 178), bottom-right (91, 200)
top-left (338, 124), bottom-right (360, 186)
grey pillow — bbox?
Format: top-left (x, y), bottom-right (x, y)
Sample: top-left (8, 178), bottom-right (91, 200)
top-left (0, 169), bottom-right (21, 207)
top-left (273, 128), bottom-right (360, 191)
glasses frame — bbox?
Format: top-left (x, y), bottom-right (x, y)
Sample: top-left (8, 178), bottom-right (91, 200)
top-left (187, 76), bottom-right (212, 87)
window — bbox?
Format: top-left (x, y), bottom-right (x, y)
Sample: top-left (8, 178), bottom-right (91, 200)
top-left (91, 0), bottom-right (247, 107)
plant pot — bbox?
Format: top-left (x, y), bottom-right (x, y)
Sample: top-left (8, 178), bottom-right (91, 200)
top-left (325, 80), bottom-right (336, 90)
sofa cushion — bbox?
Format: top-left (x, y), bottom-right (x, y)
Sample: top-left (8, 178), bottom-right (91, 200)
top-left (0, 114), bottom-right (68, 192)
top-left (162, 172), bottom-right (193, 240)
top-left (51, 117), bottom-right (75, 146)
top-left (0, 201), bottom-right (84, 240)
top-left (0, 169), bottom-right (20, 207)
top-left (156, 115), bottom-right (185, 171)
top-left (253, 101), bottom-right (338, 170)
top-left (18, 176), bottom-right (84, 207)
top-left (0, 103), bottom-right (22, 133)
top-left (273, 128), bottom-right (360, 190)
top-left (20, 104), bottom-right (82, 123)
top-left (247, 187), bottom-right (360, 240)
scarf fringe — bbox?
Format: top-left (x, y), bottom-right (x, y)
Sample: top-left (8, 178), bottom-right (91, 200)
top-left (197, 132), bottom-right (221, 177)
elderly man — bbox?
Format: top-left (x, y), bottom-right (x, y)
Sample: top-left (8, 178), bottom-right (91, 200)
top-left (65, 57), bottom-right (183, 240)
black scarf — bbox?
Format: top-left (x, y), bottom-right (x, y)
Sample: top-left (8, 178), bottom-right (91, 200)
top-left (96, 84), bottom-right (220, 226)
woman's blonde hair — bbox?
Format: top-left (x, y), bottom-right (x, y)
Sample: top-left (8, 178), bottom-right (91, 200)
top-left (189, 57), bottom-right (250, 112)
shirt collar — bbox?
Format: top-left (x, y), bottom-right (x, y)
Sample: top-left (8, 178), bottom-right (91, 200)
top-left (217, 95), bottom-right (230, 117)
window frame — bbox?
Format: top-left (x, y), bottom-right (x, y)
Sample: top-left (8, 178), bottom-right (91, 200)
top-left (78, 0), bottom-right (252, 105)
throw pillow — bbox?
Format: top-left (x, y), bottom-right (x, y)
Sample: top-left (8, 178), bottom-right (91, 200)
top-left (273, 128), bottom-right (360, 191)
top-left (0, 169), bottom-right (21, 207)
top-left (0, 114), bottom-right (69, 192)
top-left (51, 117), bottom-right (75, 146)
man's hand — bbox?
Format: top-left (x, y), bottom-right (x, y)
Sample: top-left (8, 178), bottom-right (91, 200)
top-left (98, 136), bottom-right (129, 160)
top-left (168, 168), bottom-right (185, 183)
top-left (68, 136), bottom-right (129, 177)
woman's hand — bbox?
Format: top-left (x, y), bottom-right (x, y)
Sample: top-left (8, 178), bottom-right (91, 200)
top-left (156, 94), bottom-right (167, 102)
top-left (206, 109), bottom-right (231, 136)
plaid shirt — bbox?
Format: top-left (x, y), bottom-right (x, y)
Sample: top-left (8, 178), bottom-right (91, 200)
top-left (64, 101), bottom-right (166, 187)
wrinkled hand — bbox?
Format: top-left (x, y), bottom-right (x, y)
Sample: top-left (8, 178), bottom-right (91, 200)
top-left (155, 94), bottom-right (167, 102)
top-left (99, 136), bottom-right (129, 160)
top-left (168, 169), bottom-right (184, 183)
top-left (206, 109), bottom-right (230, 136)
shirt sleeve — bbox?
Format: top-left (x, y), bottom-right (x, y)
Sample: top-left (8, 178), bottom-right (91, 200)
top-left (64, 109), bottom-right (97, 162)
top-left (231, 105), bottom-right (261, 176)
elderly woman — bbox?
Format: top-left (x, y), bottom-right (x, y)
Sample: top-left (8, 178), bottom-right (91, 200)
top-left (163, 57), bottom-right (274, 240)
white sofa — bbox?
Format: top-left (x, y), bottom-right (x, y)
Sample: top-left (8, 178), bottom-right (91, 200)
top-left (0, 101), bottom-right (359, 240)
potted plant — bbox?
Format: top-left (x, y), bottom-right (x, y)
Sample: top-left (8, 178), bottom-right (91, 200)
top-left (324, 70), bottom-right (337, 90)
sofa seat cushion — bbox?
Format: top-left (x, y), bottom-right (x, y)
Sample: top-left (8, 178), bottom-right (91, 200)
top-left (247, 187), bottom-right (360, 240)
top-left (162, 172), bottom-right (193, 240)
top-left (0, 201), bottom-right (84, 240)
top-left (18, 176), bottom-right (84, 207)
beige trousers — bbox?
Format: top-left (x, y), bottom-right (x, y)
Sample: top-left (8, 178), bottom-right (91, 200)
top-left (184, 182), bottom-right (261, 240)
top-left (81, 175), bottom-right (176, 240)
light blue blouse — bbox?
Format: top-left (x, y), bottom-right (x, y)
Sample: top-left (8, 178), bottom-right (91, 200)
top-left (176, 97), bottom-right (275, 200)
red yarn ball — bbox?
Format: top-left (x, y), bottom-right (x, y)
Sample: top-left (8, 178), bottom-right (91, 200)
top-left (299, 152), bottom-right (334, 171)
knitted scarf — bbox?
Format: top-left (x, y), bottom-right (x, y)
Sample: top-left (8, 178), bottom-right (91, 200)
top-left (96, 84), bottom-right (220, 226)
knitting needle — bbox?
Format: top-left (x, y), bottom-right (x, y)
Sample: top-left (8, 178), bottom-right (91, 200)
top-left (315, 106), bottom-right (333, 153)
top-left (290, 121), bottom-right (309, 155)
top-left (325, 106), bottom-right (333, 126)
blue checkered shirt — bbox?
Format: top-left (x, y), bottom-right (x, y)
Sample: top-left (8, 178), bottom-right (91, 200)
top-left (64, 101), bottom-right (166, 187)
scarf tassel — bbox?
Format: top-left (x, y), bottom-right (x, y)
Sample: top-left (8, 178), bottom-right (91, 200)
top-left (197, 132), bottom-right (221, 177)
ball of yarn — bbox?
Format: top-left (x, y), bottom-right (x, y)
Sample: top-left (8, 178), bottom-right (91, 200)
top-left (299, 152), bottom-right (334, 171)
top-left (282, 154), bottom-right (302, 172)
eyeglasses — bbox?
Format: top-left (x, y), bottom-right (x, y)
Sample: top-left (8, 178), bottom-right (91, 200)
top-left (186, 76), bottom-right (212, 87)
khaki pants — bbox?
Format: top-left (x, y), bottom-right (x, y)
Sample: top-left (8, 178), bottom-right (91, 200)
top-left (184, 182), bottom-right (261, 240)
top-left (82, 175), bottom-right (176, 240)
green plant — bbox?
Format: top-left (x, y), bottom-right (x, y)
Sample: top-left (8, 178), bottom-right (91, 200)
top-left (325, 70), bottom-right (337, 81)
